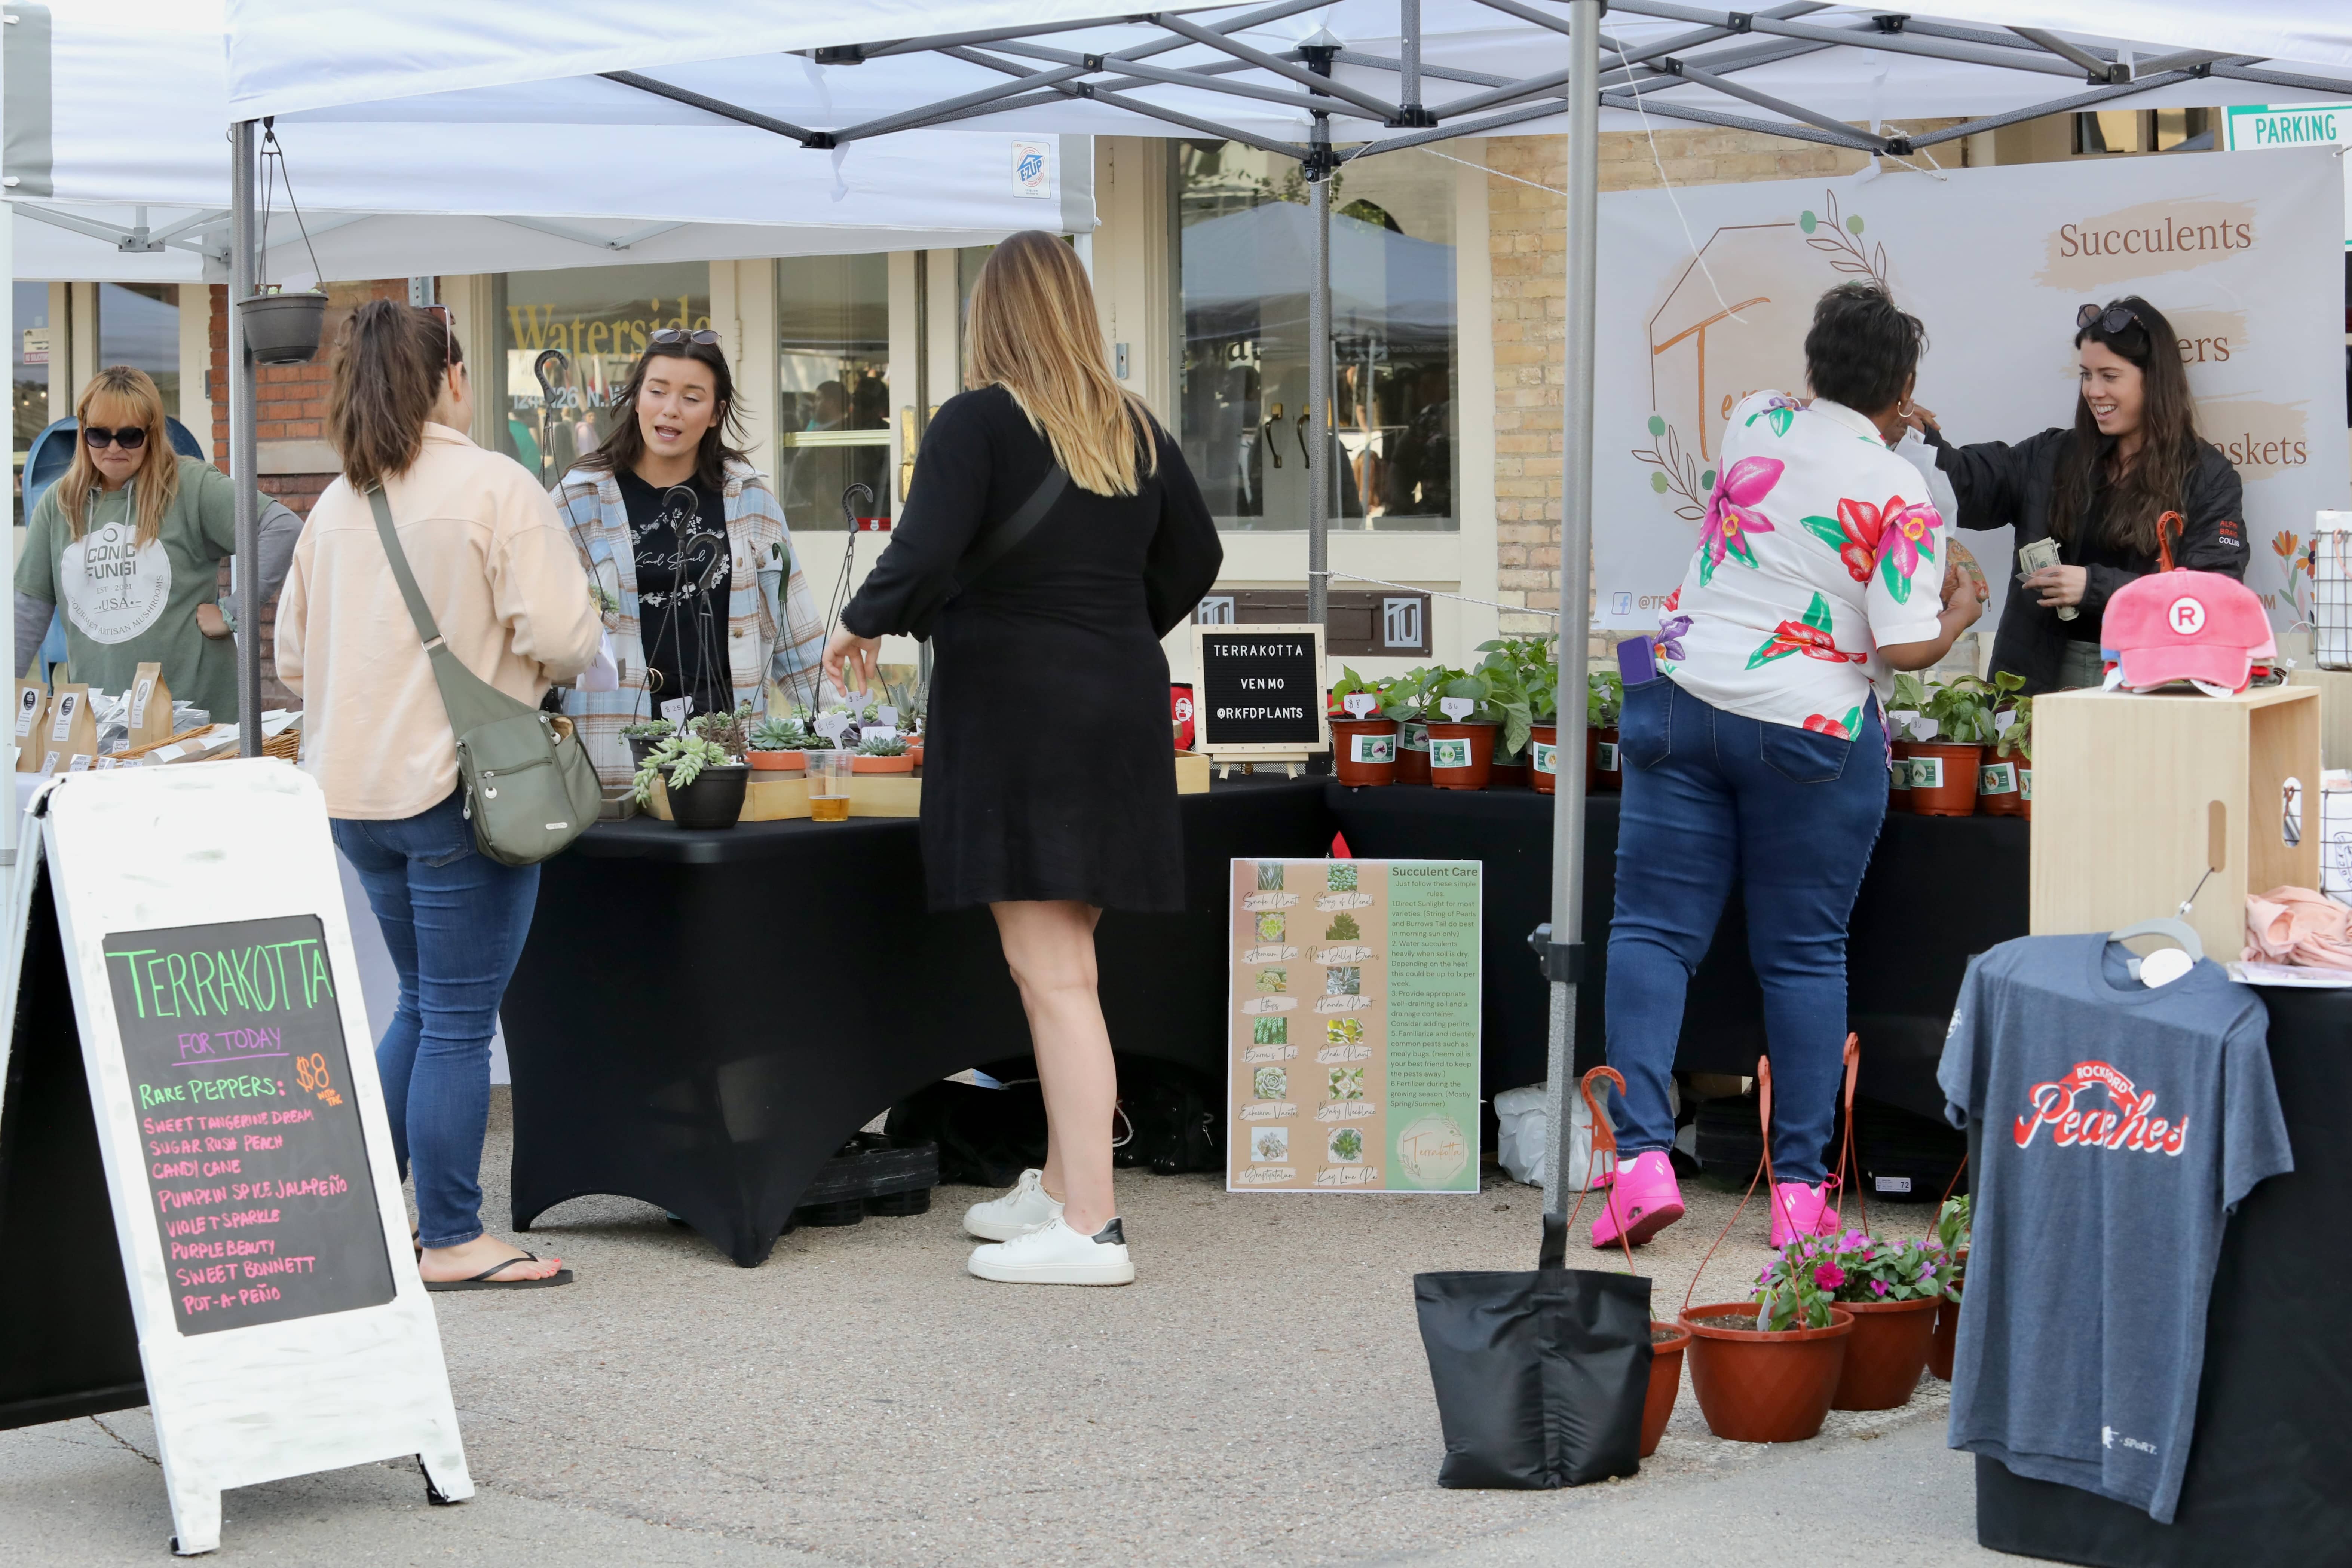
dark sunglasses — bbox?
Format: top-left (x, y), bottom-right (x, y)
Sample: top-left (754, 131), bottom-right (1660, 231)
top-left (2077, 301), bottom-right (2146, 336)
top-left (650, 328), bottom-right (721, 346)
top-left (81, 424), bottom-right (148, 450)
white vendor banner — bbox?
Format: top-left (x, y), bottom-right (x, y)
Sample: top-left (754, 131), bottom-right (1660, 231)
top-left (1594, 148), bottom-right (2349, 634)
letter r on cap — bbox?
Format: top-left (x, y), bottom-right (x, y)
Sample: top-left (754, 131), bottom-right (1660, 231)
top-left (2169, 597), bottom-right (2206, 635)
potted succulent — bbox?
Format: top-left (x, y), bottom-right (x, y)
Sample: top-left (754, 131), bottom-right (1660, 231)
top-left (621, 716), bottom-right (676, 770)
top-left (691, 701), bottom-right (753, 757)
top-left (1911, 674), bottom-right (1994, 817)
top-left (1884, 671), bottom-right (1929, 813)
top-left (747, 713), bottom-right (808, 773)
top-left (1981, 672), bottom-right (2031, 819)
top-left (1587, 667), bottom-right (1624, 793)
top-left (1928, 1193), bottom-right (1971, 1381)
top-left (1423, 668), bottom-right (1506, 791)
top-left (1681, 1235), bottom-right (1856, 1443)
top-left (1328, 666), bottom-right (1400, 787)
top-left (1381, 666), bottom-right (1438, 785)
top-left (851, 734), bottom-right (914, 774)
top-left (1792, 1230), bottom-right (1951, 1411)
top-left (632, 731), bottom-right (749, 829)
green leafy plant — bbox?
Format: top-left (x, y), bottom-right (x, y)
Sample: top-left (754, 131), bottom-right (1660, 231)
top-left (619, 717), bottom-right (676, 742)
top-left (855, 734), bottom-right (908, 757)
top-left (1587, 669), bottom-right (1624, 730)
top-left (1748, 1234), bottom-right (1844, 1331)
top-left (1933, 1193), bottom-right (1971, 1254)
top-left (1991, 671), bottom-right (2032, 764)
top-left (1921, 674), bottom-right (1997, 745)
top-left (631, 732), bottom-right (732, 805)
top-left (1886, 672), bottom-right (1930, 716)
top-left (690, 701), bottom-right (751, 759)
top-left (749, 714), bottom-right (807, 752)
top-left (1378, 665), bottom-right (1438, 724)
top-left (1329, 665), bottom-right (1392, 713)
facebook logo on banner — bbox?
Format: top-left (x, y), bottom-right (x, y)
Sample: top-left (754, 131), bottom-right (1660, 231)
top-left (1013, 141), bottom-right (1052, 199)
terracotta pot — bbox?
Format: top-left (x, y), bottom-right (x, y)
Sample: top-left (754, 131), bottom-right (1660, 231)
top-left (1643, 1320), bottom-right (1692, 1458)
top-left (907, 739), bottom-right (925, 771)
top-left (1976, 755), bottom-right (2025, 817)
top-left (1396, 721), bottom-right (1431, 785)
top-left (851, 752), bottom-right (915, 774)
top-left (1680, 1302), bottom-right (1855, 1443)
top-left (1887, 739), bottom-right (1917, 813)
top-left (2018, 768), bottom-right (2031, 821)
top-left (1528, 723), bottom-right (1559, 795)
top-left (1929, 1249), bottom-right (1967, 1382)
top-left (662, 763), bottom-right (749, 830)
top-left (1330, 717), bottom-right (1400, 787)
top-left (1906, 742), bottom-right (1982, 818)
top-left (1828, 1295), bottom-right (1940, 1410)
top-left (1588, 725), bottom-right (1623, 791)
top-left (747, 749), bottom-right (805, 772)
top-left (1424, 720), bottom-right (1497, 791)
top-left (1489, 757), bottom-right (1529, 789)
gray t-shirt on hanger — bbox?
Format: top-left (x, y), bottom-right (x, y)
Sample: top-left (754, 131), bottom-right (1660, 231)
top-left (1937, 934), bottom-right (2292, 1523)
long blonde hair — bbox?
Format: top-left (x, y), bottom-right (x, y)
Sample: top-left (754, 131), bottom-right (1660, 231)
top-left (965, 231), bottom-right (1156, 497)
top-left (60, 366), bottom-right (179, 545)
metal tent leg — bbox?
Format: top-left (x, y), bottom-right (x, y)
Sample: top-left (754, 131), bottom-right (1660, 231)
top-left (229, 120), bottom-right (262, 755)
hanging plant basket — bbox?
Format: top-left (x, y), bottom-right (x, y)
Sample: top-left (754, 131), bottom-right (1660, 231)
top-left (1642, 1320), bottom-right (1692, 1457)
top-left (662, 762), bottom-right (749, 829)
top-left (1828, 1295), bottom-right (1940, 1410)
top-left (1680, 1302), bottom-right (1855, 1443)
top-left (236, 288), bottom-right (330, 367)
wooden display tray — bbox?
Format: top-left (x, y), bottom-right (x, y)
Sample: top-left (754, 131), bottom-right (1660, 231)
top-left (643, 752), bottom-right (1211, 821)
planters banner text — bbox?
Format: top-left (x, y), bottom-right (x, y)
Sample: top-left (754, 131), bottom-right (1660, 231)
top-left (1228, 860), bottom-right (1480, 1194)
top-left (1593, 147), bottom-right (2349, 632)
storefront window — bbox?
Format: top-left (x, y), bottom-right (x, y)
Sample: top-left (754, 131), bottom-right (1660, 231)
top-left (775, 253), bottom-right (890, 528)
top-left (97, 283), bottom-right (180, 421)
top-left (15, 282), bottom-right (52, 474)
top-left (1175, 140), bottom-right (1457, 533)
top-left (493, 263), bottom-right (711, 488)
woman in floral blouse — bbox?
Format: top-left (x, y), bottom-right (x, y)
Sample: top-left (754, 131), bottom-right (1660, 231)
top-left (1594, 282), bottom-right (1985, 1252)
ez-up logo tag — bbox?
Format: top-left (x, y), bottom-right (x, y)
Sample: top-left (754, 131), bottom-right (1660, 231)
top-left (1428, 738), bottom-right (1472, 769)
top-left (1531, 741), bottom-right (1557, 775)
top-left (1341, 693), bottom-right (1379, 719)
top-left (1437, 697), bottom-right (1474, 721)
top-left (1350, 733), bottom-right (1395, 764)
top-left (1012, 140), bottom-right (1052, 199)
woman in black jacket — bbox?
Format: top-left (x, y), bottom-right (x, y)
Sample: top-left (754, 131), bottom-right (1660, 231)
top-left (824, 232), bottom-right (1221, 1288)
top-left (1915, 295), bottom-right (2246, 691)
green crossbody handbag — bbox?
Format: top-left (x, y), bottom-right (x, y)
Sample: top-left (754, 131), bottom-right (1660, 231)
top-left (366, 486), bottom-right (602, 867)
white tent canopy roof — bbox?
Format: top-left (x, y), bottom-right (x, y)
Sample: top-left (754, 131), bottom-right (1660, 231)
top-left (8, 0), bottom-right (1093, 283)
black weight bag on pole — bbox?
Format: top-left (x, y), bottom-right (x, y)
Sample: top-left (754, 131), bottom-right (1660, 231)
top-left (1412, 1068), bottom-right (1652, 1488)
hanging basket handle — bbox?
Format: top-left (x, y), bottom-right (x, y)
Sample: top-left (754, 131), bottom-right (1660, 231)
top-left (1559, 1066), bottom-right (1639, 1277)
top-left (1835, 1033), bottom-right (1865, 1239)
top-left (1683, 1056), bottom-right (1779, 1317)
top-left (2156, 511), bottom-right (2186, 573)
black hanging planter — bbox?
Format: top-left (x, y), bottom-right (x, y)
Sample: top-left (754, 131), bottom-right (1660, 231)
top-left (236, 288), bottom-right (329, 366)
top-left (662, 763), bottom-right (749, 829)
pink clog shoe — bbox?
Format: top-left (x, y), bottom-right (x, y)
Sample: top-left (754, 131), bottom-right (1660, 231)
top-left (1768, 1179), bottom-right (1841, 1247)
top-left (1589, 1151), bottom-right (1685, 1248)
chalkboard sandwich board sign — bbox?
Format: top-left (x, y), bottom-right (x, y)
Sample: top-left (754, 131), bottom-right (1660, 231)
top-left (1190, 622), bottom-right (1328, 771)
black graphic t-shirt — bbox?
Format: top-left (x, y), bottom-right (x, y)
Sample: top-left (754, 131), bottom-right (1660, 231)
top-left (618, 468), bottom-right (733, 718)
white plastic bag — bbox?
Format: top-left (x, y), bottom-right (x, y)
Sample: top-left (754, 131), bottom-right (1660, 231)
top-left (1492, 1084), bottom-right (1603, 1192)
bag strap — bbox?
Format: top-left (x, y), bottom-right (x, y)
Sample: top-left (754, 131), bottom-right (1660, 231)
top-left (367, 484), bottom-right (450, 651)
top-left (950, 465), bottom-right (1070, 596)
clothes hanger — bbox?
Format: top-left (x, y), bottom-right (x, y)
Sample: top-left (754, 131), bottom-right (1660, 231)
top-left (2107, 917), bottom-right (2202, 984)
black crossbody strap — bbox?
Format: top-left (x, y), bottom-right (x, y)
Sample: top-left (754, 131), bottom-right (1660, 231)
top-left (950, 465), bottom-right (1069, 595)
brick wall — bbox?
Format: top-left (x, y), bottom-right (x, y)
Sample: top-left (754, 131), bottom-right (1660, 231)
top-left (1485, 125), bottom-right (1963, 638)
top-left (205, 279), bottom-right (406, 708)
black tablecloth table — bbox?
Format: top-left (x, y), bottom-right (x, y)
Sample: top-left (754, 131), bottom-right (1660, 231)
top-left (1973, 986), bottom-right (2352, 1567)
top-left (499, 776), bottom-right (1332, 1265)
top-left (1326, 783), bottom-right (2030, 1114)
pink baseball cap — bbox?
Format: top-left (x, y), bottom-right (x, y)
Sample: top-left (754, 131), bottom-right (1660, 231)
top-left (2101, 570), bottom-right (2276, 694)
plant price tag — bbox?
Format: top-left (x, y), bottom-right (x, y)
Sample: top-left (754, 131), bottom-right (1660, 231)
top-left (659, 697), bottom-right (689, 725)
top-left (874, 705), bottom-right (898, 728)
top-left (813, 711), bottom-right (851, 742)
top-left (1994, 711), bottom-right (2016, 734)
top-left (861, 725), bottom-right (898, 745)
top-left (1342, 693), bottom-right (1379, 719)
top-left (1437, 697), bottom-right (1474, 721)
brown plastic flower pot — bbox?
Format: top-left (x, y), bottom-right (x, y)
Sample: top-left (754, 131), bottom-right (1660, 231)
top-left (1330, 717), bottom-right (1400, 786)
top-left (1643, 1320), bottom-right (1692, 1457)
top-left (2017, 769), bottom-right (2031, 821)
top-left (1977, 756), bottom-right (2026, 817)
top-left (1588, 725), bottom-right (1623, 792)
top-left (1680, 1302), bottom-right (1854, 1443)
top-left (1906, 742), bottom-right (1982, 817)
top-left (1887, 739), bottom-right (1917, 813)
top-left (1828, 1295), bottom-right (1940, 1410)
top-left (1528, 723), bottom-right (1559, 795)
top-left (851, 753), bottom-right (915, 774)
top-left (1929, 1250), bottom-right (1966, 1381)
top-left (1397, 722), bottom-right (1431, 784)
top-left (1424, 720), bottom-right (1497, 790)
top-left (747, 749), bottom-right (805, 772)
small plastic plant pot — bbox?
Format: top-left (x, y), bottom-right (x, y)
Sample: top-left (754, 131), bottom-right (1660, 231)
top-left (851, 751), bottom-right (915, 774)
top-left (1929, 1249), bottom-right (1967, 1381)
top-left (1906, 742), bottom-right (1983, 818)
top-left (1330, 717), bottom-right (1400, 786)
top-left (663, 762), bottom-right (749, 829)
top-left (1489, 754), bottom-right (1529, 789)
top-left (1529, 723), bottom-right (1559, 796)
top-left (747, 749), bottom-right (806, 772)
top-left (1424, 720), bottom-right (1497, 791)
top-left (1679, 1302), bottom-right (1855, 1443)
top-left (1887, 740), bottom-right (1917, 813)
top-left (1588, 725), bottom-right (1623, 792)
top-left (1977, 756), bottom-right (2026, 817)
top-left (1643, 1320), bottom-right (1693, 1458)
top-left (1396, 722), bottom-right (1431, 785)
top-left (1828, 1295), bottom-right (1940, 1411)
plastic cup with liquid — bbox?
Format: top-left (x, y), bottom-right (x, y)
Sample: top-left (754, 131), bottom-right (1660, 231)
top-left (809, 748), bottom-right (852, 822)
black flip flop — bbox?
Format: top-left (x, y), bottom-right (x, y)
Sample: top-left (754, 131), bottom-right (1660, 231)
top-left (424, 1250), bottom-right (574, 1292)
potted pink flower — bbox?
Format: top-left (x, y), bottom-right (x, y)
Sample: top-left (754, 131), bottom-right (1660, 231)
top-left (1778, 1229), bottom-right (1948, 1411)
top-left (1681, 1235), bottom-right (1855, 1443)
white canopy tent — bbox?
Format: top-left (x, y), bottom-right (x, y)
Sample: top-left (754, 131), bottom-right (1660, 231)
top-left (223, 0), bottom-right (2352, 1196)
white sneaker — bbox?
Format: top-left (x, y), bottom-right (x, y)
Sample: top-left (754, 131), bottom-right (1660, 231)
top-left (966, 1216), bottom-right (1135, 1286)
top-left (961, 1168), bottom-right (1063, 1241)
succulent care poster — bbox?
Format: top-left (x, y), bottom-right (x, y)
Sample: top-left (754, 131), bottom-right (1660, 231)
top-left (1228, 860), bottom-right (1480, 1194)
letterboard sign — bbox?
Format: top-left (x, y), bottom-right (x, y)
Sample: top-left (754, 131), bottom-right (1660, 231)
top-left (1191, 622), bottom-right (1329, 757)
top-left (104, 914), bottom-right (394, 1334)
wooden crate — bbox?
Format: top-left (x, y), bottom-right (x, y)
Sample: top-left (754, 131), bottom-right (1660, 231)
top-left (646, 751), bottom-right (1205, 822)
top-left (2285, 667), bottom-right (2352, 770)
top-left (644, 775), bottom-right (812, 822)
top-left (2031, 686), bottom-right (2319, 960)
top-left (1175, 750), bottom-right (1210, 794)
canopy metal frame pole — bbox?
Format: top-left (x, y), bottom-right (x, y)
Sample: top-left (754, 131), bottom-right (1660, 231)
top-left (1540, 0), bottom-right (1601, 1207)
top-left (1303, 41), bottom-right (1335, 636)
top-left (230, 119), bottom-right (262, 756)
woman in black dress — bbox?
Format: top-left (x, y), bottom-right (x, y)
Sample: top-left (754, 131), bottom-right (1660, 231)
top-left (826, 232), bottom-right (1221, 1287)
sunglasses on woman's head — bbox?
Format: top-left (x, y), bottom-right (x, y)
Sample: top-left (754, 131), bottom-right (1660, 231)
top-left (82, 424), bottom-right (147, 450)
top-left (650, 328), bottom-right (721, 346)
top-left (2077, 302), bottom-right (2144, 336)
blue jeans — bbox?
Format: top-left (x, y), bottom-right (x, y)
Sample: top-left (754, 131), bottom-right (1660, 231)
top-left (1603, 679), bottom-right (1886, 1184)
top-left (332, 792), bottom-right (540, 1249)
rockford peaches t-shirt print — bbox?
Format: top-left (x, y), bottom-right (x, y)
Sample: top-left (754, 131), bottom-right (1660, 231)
top-left (1936, 934), bottom-right (2291, 1522)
